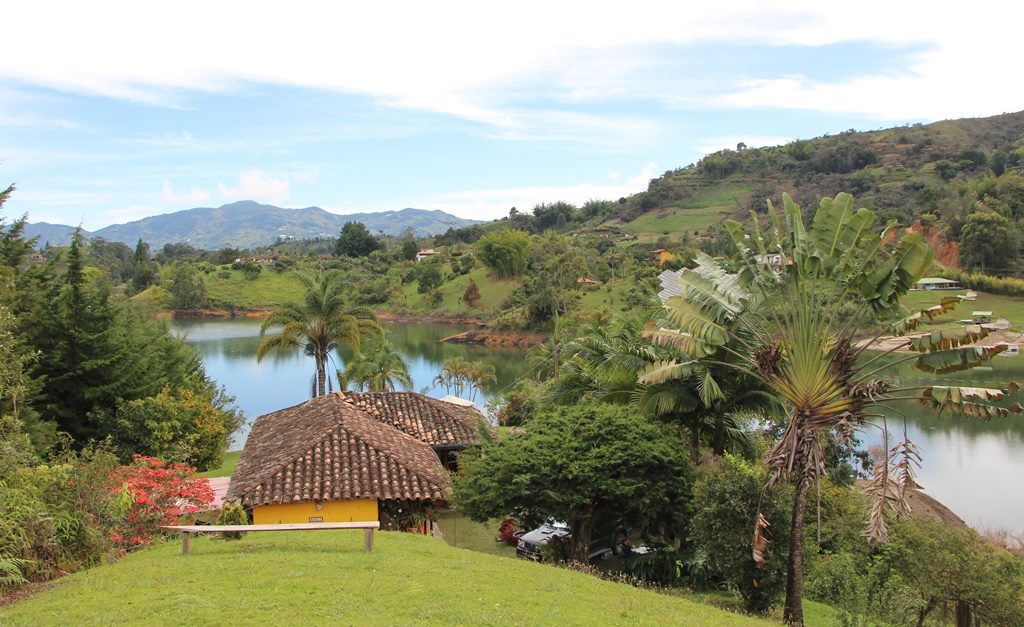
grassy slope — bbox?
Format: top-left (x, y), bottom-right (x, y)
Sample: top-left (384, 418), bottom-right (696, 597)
top-left (198, 450), bottom-right (241, 478)
top-left (621, 182), bottom-right (751, 237)
top-left (400, 266), bottom-right (519, 314)
top-left (204, 268), bottom-right (306, 309)
top-left (0, 532), bottom-right (773, 626)
top-left (901, 290), bottom-right (1024, 332)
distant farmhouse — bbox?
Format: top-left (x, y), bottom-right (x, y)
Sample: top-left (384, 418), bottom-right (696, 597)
top-left (914, 277), bottom-right (962, 290)
top-left (226, 392), bottom-right (486, 531)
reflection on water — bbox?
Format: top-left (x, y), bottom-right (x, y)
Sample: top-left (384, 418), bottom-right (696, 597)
top-left (171, 319), bottom-right (533, 448)
top-left (861, 355), bottom-right (1024, 534)
top-left (173, 318), bottom-right (1024, 534)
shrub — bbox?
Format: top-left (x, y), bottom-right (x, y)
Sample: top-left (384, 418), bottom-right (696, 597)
top-left (216, 502), bottom-right (248, 540)
top-left (108, 456), bottom-right (213, 554)
top-left (690, 455), bottom-right (791, 613)
top-left (868, 519), bottom-right (1024, 626)
top-left (497, 518), bottom-right (521, 546)
top-left (621, 549), bottom-right (685, 586)
top-left (806, 552), bottom-right (867, 611)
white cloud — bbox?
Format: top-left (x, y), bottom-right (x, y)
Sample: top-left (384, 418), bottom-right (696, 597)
top-left (126, 132), bottom-right (201, 149)
top-left (2, 3), bottom-right (1020, 127)
top-left (159, 180), bottom-right (210, 205)
top-left (217, 170), bottom-right (290, 204)
top-left (368, 163), bottom-right (660, 221)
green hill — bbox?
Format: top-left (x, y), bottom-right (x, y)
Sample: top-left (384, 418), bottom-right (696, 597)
top-left (1, 531), bottom-right (775, 625)
top-left (608, 111), bottom-right (1024, 260)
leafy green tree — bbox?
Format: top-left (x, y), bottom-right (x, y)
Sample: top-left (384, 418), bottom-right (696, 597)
top-left (650, 192), bottom-right (1020, 624)
top-left (691, 455), bottom-right (791, 612)
top-left (454, 403), bottom-right (695, 562)
top-left (417, 265), bottom-right (442, 294)
top-left (959, 210), bottom-right (1018, 274)
top-left (97, 385), bottom-right (243, 471)
top-left (169, 263), bottom-right (207, 309)
top-left (131, 239), bottom-right (155, 292)
top-left (338, 335), bottom-right (413, 392)
top-left (869, 520), bottom-right (1024, 626)
top-left (400, 237), bottom-right (418, 261)
top-left (474, 228), bottom-right (532, 279)
top-left (257, 272), bottom-right (381, 397)
top-left (241, 260), bottom-right (262, 280)
top-left (334, 221), bottom-right (382, 258)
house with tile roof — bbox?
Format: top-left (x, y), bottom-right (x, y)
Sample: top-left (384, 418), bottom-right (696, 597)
top-left (226, 392), bottom-right (485, 527)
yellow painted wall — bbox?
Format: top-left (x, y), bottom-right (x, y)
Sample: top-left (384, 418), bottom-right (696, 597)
top-left (253, 499), bottom-right (378, 525)
top-left (653, 250), bottom-right (676, 266)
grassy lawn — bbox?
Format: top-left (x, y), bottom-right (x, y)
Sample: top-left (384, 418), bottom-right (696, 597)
top-left (401, 266), bottom-right (519, 314)
top-left (573, 280), bottom-right (629, 313)
top-left (198, 450), bottom-right (241, 478)
top-left (204, 268), bottom-right (306, 309)
top-left (900, 290), bottom-right (1024, 332)
top-left (0, 531), bottom-right (774, 625)
top-left (622, 183), bottom-right (751, 236)
top-left (434, 510), bottom-right (515, 558)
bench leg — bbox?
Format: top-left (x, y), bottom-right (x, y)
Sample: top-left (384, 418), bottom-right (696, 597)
top-left (364, 528), bottom-right (374, 552)
top-left (182, 532), bottom-right (191, 555)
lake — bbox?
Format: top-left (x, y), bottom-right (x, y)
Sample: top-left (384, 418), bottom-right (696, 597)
top-left (170, 319), bottom-right (533, 444)
top-left (174, 319), bottom-right (1024, 534)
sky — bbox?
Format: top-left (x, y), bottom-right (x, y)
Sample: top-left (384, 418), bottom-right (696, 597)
top-left (1, 1), bottom-right (1022, 230)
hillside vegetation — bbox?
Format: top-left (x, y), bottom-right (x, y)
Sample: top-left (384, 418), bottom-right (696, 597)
top-left (0, 532), bottom-right (774, 625)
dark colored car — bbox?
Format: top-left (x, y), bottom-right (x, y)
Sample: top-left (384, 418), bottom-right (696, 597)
top-left (516, 517), bottom-right (628, 562)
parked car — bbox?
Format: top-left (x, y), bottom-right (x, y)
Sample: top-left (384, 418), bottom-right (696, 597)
top-left (516, 517), bottom-right (629, 562)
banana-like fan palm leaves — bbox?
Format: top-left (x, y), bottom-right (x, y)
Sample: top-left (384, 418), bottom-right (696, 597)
top-left (257, 272), bottom-right (381, 397)
top-left (657, 192), bottom-right (1020, 625)
top-left (338, 334), bottom-right (413, 392)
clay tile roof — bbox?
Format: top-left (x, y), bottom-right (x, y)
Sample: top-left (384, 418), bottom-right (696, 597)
top-left (336, 391), bottom-right (487, 448)
top-left (226, 395), bottom-right (449, 507)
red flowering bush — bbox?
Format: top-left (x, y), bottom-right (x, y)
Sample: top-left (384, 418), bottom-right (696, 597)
top-left (498, 517), bottom-right (523, 546)
top-left (108, 455), bottom-right (213, 553)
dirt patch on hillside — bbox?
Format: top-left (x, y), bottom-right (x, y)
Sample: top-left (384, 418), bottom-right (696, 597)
top-left (855, 482), bottom-right (967, 529)
top-left (440, 330), bottom-right (547, 348)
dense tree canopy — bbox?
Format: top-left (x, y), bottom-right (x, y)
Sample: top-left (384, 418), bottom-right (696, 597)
top-left (454, 403), bottom-right (695, 562)
top-left (474, 228), bottom-right (532, 279)
top-left (334, 221), bottom-right (382, 258)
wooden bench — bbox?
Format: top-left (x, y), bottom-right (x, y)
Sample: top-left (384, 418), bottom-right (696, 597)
top-left (161, 522), bottom-right (380, 555)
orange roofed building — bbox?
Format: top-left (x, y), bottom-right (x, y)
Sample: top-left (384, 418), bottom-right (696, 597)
top-left (226, 392), bottom-right (486, 530)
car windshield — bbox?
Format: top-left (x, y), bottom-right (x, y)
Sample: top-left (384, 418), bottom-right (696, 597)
top-left (545, 520), bottom-right (570, 530)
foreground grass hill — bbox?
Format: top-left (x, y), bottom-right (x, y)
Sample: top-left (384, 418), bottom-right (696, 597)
top-left (1, 532), bottom-right (777, 625)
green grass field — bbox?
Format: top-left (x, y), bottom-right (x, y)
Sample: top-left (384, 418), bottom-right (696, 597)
top-left (204, 267), bottom-right (306, 309)
top-left (622, 183), bottom-right (751, 236)
top-left (199, 450), bottom-right (241, 478)
top-left (0, 532), bottom-right (775, 625)
top-left (901, 290), bottom-right (1024, 332)
top-left (400, 266), bottom-right (519, 314)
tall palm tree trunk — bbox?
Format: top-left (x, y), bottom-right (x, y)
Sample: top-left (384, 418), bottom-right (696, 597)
top-left (783, 470), bottom-right (811, 626)
top-left (316, 354), bottom-right (328, 397)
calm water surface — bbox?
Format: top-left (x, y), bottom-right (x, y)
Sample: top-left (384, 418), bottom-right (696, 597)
top-left (174, 319), bottom-right (1024, 533)
top-left (170, 319), bottom-right (533, 445)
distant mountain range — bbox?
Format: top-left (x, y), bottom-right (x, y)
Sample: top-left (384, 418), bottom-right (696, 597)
top-left (24, 201), bottom-right (483, 250)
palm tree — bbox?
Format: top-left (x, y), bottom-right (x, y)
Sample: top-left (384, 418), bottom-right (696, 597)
top-left (466, 362), bottom-right (496, 402)
top-left (257, 272), bottom-right (381, 397)
top-left (338, 334), bottom-right (413, 392)
top-left (646, 192), bottom-right (1019, 625)
top-left (545, 308), bottom-right (764, 457)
